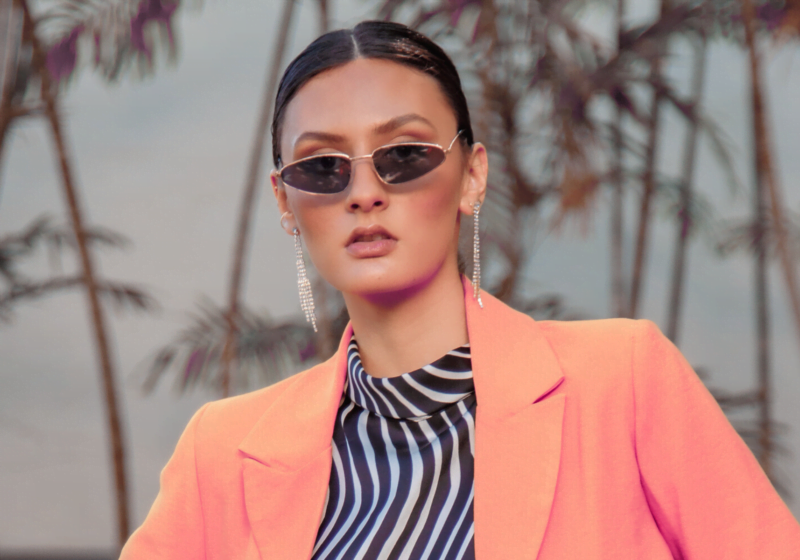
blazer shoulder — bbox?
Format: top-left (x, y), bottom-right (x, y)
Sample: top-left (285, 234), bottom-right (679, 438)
top-left (534, 317), bottom-right (666, 385)
top-left (535, 316), bottom-right (660, 350)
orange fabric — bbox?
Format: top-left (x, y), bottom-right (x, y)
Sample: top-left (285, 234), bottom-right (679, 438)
top-left (120, 276), bottom-right (800, 559)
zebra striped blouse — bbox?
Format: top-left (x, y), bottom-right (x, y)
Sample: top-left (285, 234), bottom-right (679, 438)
top-left (311, 335), bottom-right (476, 560)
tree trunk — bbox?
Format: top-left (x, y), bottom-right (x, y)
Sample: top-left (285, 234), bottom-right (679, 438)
top-left (493, 99), bottom-right (524, 303)
top-left (0, 99), bottom-right (11, 194)
top-left (317, 0), bottom-right (329, 36)
top-left (610, 0), bottom-right (626, 317)
top-left (665, 33), bottom-right (707, 343)
top-left (220, 0), bottom-right (297, 397)
top-left (629, 0), bottom-right (671, 318)
top-left (754, 161), bottom-right (772, 478)
top-left (0, 0), bottom-right (20, 196)
top-left (741, 0), bottom-right (800, 369)
top-left (19, 0), bottom-right (130, 548)
top-left (741, 0), bottom-right (778, 478)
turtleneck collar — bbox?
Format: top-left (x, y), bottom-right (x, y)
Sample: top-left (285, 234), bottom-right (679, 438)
top-left (343, 334), bottom-right (474, 420)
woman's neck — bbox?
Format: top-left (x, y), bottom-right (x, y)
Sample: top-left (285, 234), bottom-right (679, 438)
top-left (343, 267), bottom-right (469, 379)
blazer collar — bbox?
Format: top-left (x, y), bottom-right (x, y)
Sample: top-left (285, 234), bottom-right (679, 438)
top-left (237, 321), bottom-right (352, 470)
top-left (238, 275), bottom-right (566, 559)
top-left (463, 275), bottom-right (565, 421)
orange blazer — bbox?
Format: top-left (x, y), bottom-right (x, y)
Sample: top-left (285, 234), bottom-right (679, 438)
top-left (121, 276), bottom-right (800, 559)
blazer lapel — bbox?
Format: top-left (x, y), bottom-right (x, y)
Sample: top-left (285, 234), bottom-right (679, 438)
top-left (464, 276), bottom-right (566, 560)
top-left (237, 277), bottom-right (566, 560)
top-left (237, 324), bottom-right (353, 560)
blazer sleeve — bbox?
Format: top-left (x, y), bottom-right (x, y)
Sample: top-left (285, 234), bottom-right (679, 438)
top-left (632, 320), bottom-right (800, 559)
top-left (119, 402), bottom-right (211, 560)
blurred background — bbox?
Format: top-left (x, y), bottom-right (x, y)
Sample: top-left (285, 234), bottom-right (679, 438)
top-left (1, 0), bottom-right (800, 556)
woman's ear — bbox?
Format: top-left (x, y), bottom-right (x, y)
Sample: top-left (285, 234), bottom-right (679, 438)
top-left (459, 142), bottom-right (488, 216)
top-left (271, 170), bottom-right (297, 235)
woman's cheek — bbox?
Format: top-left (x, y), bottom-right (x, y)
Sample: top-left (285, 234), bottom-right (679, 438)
top-left (410, 183), bottom-right (461, 245)
top-left (293, 205), bottom-right (340, 279)
top-left (415, 180), bottom-right (455, 219)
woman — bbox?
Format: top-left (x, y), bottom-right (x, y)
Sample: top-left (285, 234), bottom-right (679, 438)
top-left (120, 20), bottom-right (800, 560)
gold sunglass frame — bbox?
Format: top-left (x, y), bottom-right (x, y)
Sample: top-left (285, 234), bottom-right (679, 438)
top-left (277, 130), bottom-right (464, 193)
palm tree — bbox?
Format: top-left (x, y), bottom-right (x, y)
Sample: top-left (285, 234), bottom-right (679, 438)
top-left (745, 0), bottom-right (800, 357)
top-left (628, 0), bottom-right (673, 319)
top-left (19, 0), bottom-right (132, 543)
top-left (741, 0), bottom-right (785, 482)
top-left (6, 0), bottom-right (184, 548)
top-left (698, 0), bottom-right (800, 492)
top-left (665, 29), bottom-right (707, 343)
top-left (610, 0), bottom-right (627, 318)
top-left (219, 0), bottom-right (299, 398)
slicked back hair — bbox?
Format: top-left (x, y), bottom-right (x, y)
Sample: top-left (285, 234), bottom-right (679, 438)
top-left (271, 20), bottom-right (474, 168)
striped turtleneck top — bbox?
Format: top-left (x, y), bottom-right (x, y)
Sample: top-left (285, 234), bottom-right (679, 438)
top-left (311, 335), bottom-right (477, 560)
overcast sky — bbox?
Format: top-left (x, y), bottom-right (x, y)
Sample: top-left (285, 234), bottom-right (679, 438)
top-left (1, 0), bottom-right (800, 552)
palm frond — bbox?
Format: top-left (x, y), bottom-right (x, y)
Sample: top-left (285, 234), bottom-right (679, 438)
top-left (654, 175), bottom-right (717, 240)
top-left (699, 115), bottom-right (746, 196)
top-left (140, 298), bottom-right (325, 396)
top-left (715, 209), bottom-right (800, 258)
top-left (0, 274), bottom-right (156, 320)
top-left (0, 215), bottom-right (154, 320)
top-left (703, 0), bottom-right (798, 44)
top-left (34, 0), bottom-right (184, 86)
top-left (0, 214), bottom-right (53, 282)
top-left (0, 214), bottom-right (131, 283)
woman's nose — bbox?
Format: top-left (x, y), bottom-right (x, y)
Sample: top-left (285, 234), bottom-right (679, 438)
top-left (345, 158), bottom-right (389, 213)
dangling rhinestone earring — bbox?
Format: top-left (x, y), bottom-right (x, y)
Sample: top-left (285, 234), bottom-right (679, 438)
top-left (472, 201), bottom-right (483, 309)
top-left (294, 228), bottom-right (318, 332)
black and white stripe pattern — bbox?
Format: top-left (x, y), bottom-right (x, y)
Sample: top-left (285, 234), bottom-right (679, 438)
top-left (312, 335), bottom-right (476, 560)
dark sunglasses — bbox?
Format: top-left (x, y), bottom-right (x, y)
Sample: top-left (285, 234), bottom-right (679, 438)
top-left (277, 130), bottom-right (464, 194)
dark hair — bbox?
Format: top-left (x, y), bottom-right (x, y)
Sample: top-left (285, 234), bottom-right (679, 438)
top-left (271, 20), bottom-right (474, 167)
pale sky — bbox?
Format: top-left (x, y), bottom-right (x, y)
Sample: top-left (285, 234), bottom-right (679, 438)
top-left (1, 0), bottom-right (800, 552)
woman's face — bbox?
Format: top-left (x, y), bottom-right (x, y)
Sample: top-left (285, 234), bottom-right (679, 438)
top-left (271, 58), bottom-right (487, 302)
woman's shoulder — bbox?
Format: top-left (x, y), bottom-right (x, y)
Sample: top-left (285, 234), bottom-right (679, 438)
top-left (533, 317), bottom-right (676, 388)
top-left (535, 316), bottom-right (662, 353)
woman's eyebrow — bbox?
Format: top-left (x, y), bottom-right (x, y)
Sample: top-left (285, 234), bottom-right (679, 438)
top-left (294, 130), bottom-right (346, 147)
top-left (293, 114), bottom-right (435, 149)
top-left (372, 114), bottom-right (435, 134)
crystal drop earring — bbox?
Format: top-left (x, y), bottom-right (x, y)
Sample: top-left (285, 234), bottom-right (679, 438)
top-left (294, 228), bottom-right (318, 332)
top-left (472, 201), bottom-right (483, 308)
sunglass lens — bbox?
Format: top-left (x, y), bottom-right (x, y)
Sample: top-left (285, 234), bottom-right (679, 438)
top-left (281, 155), bottom-right (351, 193)
top-left (373, 145), bottom-right (446, 184)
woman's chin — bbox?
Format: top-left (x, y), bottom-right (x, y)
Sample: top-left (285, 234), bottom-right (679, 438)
top-left (333, 262), bottom-right (446, 304)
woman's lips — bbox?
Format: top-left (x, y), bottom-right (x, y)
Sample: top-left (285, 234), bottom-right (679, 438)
top-left (346, 237), bottom-right (397, 258)
top-left (346, 225), bottom-right (397, 258)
